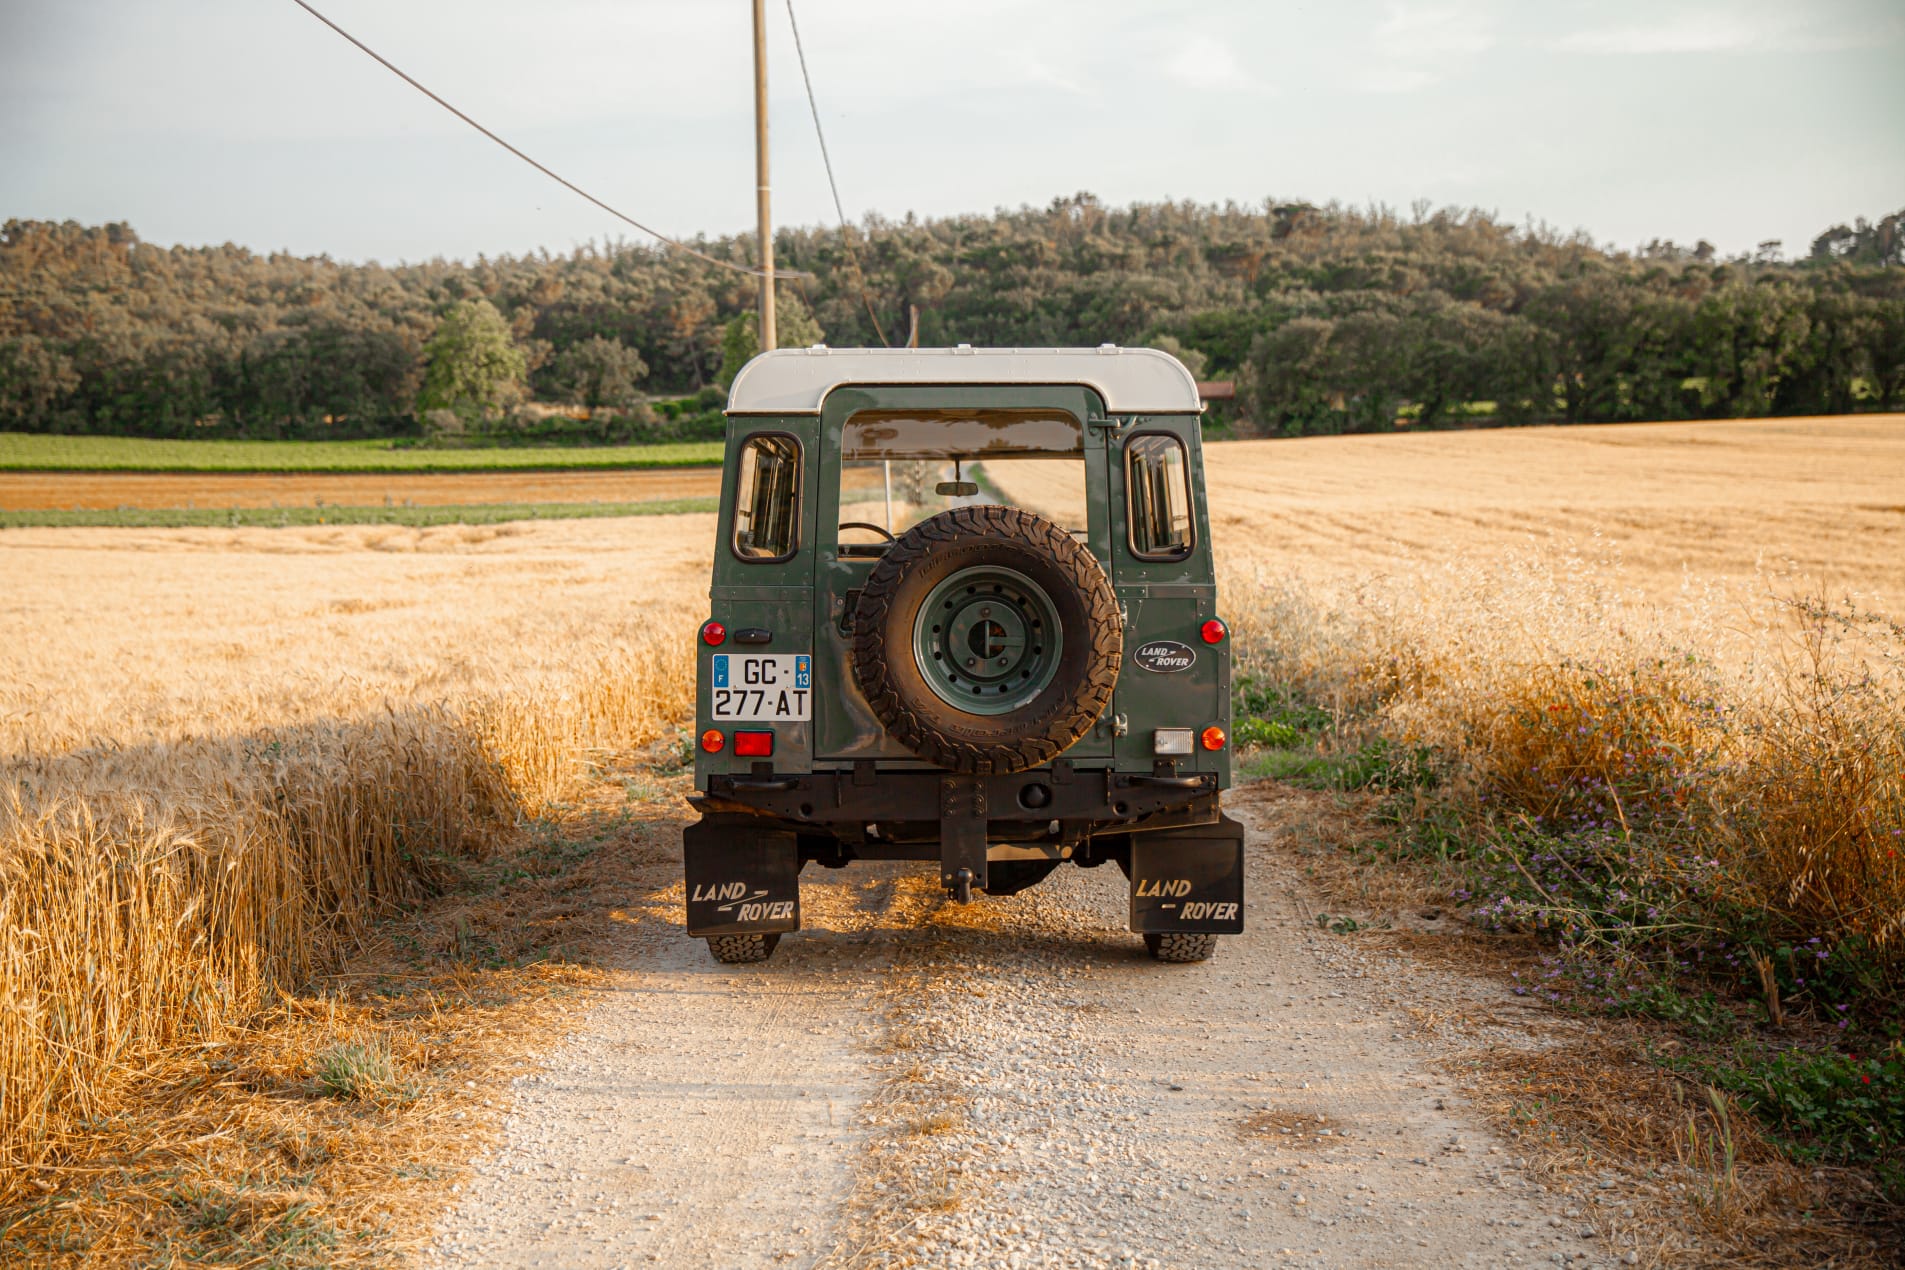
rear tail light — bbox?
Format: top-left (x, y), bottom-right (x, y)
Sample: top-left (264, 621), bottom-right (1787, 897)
top-left (701, 620), bottom-right (727, 646)
top-left (1200, 618), bottom-right (1228, 645)
top-left (1201, 725), bottom-right (1227, 751)
top-left (699, 729), bottom-right (726, 753)
top-left (733, 730), bottom-right (774, 758)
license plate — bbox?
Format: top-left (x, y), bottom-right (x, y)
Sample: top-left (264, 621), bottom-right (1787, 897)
top-left (710, 653), bottom-right (812, 721)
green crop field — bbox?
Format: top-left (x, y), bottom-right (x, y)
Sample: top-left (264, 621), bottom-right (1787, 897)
top-left (0, 433), bottom-right (725, 473)
top-left (0, 496), bottom-right (720, 530)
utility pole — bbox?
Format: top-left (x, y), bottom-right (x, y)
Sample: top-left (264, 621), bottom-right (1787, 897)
top-left (751, 0), bottom-right (776, 352)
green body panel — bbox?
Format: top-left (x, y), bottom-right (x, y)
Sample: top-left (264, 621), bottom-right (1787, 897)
top-left (694, 388), bottom-right (1229, 790)
top-left (697, 419), bottom-right (819, 783)
top-left (1104, 416), bottom-right (1230, 788)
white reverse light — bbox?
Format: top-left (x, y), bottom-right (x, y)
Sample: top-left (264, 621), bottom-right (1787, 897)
top-left (1153, 728), bottom-right (1194, 756)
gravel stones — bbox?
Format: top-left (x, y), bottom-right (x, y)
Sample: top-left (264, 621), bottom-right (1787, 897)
top-left (426, 797), bottom-right (1623, 1267)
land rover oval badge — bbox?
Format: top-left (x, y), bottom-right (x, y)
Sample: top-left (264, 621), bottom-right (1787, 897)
top-left (1133, 640), bottom-right (1197, 673)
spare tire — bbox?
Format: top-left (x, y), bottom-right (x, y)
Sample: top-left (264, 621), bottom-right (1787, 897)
top-left (851, 505), bottom-right (1122, 775)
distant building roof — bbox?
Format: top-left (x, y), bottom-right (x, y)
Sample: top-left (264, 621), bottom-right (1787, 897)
top-left (727, 345), bottom-right (1202, 415)
top-left (1196, 380), bottom-right (1236, 402)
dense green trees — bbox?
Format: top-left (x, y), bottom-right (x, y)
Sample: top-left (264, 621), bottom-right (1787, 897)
top-left (544, 335), bottom-right (648, 414)
top-left (1, 202), bottom-right (1900, 440)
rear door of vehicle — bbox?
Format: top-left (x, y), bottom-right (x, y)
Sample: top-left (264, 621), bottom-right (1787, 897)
top-left (698, 417), bottom-right (820, 783)
top-left (1105, 413), bottom-right (1228, 784)
top-left (810, 384), bottom-right (1118, 767)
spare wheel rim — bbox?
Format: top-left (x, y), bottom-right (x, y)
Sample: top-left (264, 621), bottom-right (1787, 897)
top-left (912, 564), bottom-right (1064, 716)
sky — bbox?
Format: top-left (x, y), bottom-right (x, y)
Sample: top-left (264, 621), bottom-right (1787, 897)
top-left (4, 0), bottom-right (1902, 265)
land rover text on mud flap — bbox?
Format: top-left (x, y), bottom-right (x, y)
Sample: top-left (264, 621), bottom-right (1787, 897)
top-left (685, 346), bottom-right (1242, 965)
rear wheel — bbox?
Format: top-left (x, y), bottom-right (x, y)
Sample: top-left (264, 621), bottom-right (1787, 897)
top-left (1144, 932), bottom-right (1217, 963)
top-left (706, 933), bottom-right (781, 964)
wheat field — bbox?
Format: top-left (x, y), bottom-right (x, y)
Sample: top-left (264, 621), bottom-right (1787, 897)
top-left (1211, 418), bottom-right (1905, 966)
top-left (1202, 414), bottom-right (1905, 611)
top-left (3, 415), bottom-right (1902, 1204)
top-left (1, 517), bottom-right (711, 754)
top-left (0, 517), bottom-right (711, 1190)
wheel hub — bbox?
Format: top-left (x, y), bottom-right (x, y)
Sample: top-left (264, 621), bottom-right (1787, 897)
top-left (913, 565), bottom-right (1063, 715)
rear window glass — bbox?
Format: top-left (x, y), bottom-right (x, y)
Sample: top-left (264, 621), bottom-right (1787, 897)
top-left (732, 433), bottom-right (801, 561)
top-left (839, 409), bottom-right (1086, 544)
top-left (1126, 433), bottom-right (1193, 560)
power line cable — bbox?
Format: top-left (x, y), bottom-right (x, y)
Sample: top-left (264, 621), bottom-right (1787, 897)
top-left (783, 0), bottom-right (890, 346)
top-left (286, 0), bottom-right (801, 279)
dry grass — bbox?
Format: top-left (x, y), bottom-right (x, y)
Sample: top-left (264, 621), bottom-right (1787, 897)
top-left (0, 775), bottom-right (696, 1265)
top-left (987, 415), bottom-right (1905, 613)
top-left (0, 514), bottom-right (709, 1232)
top-left (1221, 550), bottom-right (1905, 964)
top-left (1190, 417), bottom-right (1905, 1260)
top-left (1450, 1027), bottom-right (1902, 1268)
top-left (0, 516), bottom-right (713, 755)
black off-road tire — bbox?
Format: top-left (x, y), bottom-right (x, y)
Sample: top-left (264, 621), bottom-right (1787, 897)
top-left (705, 933), bottom-right (781, 964)
top-left (851, 506), bottom-right (1122, 775)
top-left (1144, 932), bottom-right (1218, 963)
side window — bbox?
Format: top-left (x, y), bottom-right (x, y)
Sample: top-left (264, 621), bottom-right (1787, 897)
top-left (731, 433), bottom-right (802, 562)
top-left (1125, 433), bottom-right (1193, 560)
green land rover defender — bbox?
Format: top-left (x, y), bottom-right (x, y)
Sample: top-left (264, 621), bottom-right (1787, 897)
top-left (684, 345), bottom-right (1243, 963)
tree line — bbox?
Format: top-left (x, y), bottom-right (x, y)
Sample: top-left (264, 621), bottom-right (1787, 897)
top-left (1, 199), bottom-right (1900, 440)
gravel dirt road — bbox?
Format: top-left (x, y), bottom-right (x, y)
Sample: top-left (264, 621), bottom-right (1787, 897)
top-left (429, 784), bottom-right (1615, 1269)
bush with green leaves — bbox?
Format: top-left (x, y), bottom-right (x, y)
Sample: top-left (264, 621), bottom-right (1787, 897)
top-left (417, 299), bottom-right (527, 427)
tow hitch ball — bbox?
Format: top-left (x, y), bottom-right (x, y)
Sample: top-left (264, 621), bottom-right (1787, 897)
top-left (949, 867), bottom-right (975, 904)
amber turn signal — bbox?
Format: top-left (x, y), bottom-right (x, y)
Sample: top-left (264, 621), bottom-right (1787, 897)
top-left (1200, 618), bottom-right (1227, 645)
top-left (699, 729), bottom-right (726, 753)
top-left (701, 620), bottom-right (727, 646)
top-left (1201, 725), bottom-right (1227, 751)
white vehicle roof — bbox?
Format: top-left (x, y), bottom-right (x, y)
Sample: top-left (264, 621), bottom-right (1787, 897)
top-left (725, 344), bottom-right (1202, 415)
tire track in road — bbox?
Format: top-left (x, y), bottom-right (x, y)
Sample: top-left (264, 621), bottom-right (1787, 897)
top-left (640, 870), bottom-right (941, 1268)
top-left (826, 790), bottom-right (1587, 1269)
top-left (430, 865), bottom-right (936, 1269)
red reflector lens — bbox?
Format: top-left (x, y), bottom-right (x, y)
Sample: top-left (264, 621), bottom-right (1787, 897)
top-left (1200, 618), bottom-right (1228, 645)
top-left (1201, 725), bottom-right (1227, 751)
top-left (699, 729), bottom-right (725, 753)
top-left (701, 620), bottom-right (727, 646)
top-left (733, 730), bottom-right (774, 758)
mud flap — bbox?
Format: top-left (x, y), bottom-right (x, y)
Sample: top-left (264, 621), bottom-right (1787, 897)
top-left (1128, 813), bottom-right (1245, 935)
top-left (683, 818), bottom-right (801, 937)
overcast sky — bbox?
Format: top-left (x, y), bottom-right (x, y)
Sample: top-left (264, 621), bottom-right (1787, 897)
top-left (5, 0), bottom-right (1902, 264)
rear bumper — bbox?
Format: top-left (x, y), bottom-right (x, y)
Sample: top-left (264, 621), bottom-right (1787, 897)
top-left (692, 759), bottom-right (1219, 842)
top-left (682, 763), bottom-right (1245, 938)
